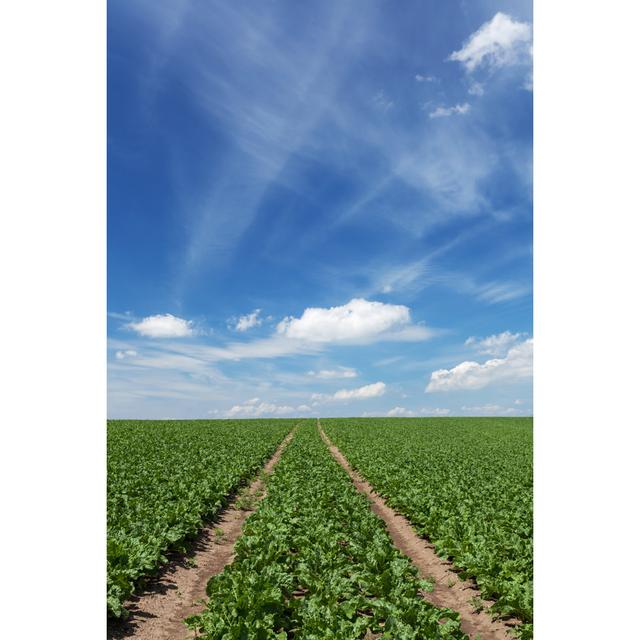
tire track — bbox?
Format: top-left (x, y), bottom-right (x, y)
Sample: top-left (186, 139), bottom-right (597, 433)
top-left (107, 428), bottom-right (296, 640)
top-left (318, 419), bottom-right (518, 640)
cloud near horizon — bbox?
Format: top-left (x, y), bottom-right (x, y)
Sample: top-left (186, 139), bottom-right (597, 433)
top-left (312, 381), bottom-right (387, 404)
top-left (426, 338), bottom-right (532, 392)
top-left (226, 398), bottom-right (312, 418)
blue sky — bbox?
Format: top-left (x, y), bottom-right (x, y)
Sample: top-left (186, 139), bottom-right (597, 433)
top-left (108, 0), bottom-right (532, 419)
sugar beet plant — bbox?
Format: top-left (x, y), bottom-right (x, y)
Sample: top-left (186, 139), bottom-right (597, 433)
top-left (323, 418), bottom-right (533, 639)
top-left (107, 419), bottom-right (293, 618)
top-left (188, 421), bottom-right (467, 640)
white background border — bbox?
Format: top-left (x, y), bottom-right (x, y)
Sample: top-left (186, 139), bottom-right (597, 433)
top-left (1, 1), bottom-right (639, 637)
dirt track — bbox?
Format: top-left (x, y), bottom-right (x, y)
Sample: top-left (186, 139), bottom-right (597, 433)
top-left (318, 420), bottom-right (518, 640)
top-left (107, 429), bottom-right (295, 640)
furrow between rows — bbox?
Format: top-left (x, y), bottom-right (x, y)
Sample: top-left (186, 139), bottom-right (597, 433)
top-left (318, 419), bottom-right (518, 640)
top-left (107, 428), bottom-right (296, 640)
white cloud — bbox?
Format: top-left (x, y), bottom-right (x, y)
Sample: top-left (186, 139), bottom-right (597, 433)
top-left (420, 407), bottom-right (451, 416)
top-left (128, 314), bottom-right (194, 338)
top-left (429, 103), bottom-right (470, 119)
top-left (465, 331), bottom-right (525, 355)
top-left (114, 300), bottom-right (431, 379)
top-left (115, 349), bottom-right (137, 360)
top-left (387, 406), bottom-right (415, 417)
top-left (333, 382), bottom-right (386, 400)
top-left (313, 382), bottom-right (387, 403)
top-left (224, 397), bottom-right (314, 418)
top-left (426, 338), bottom-right (533, 392)
top-left (307, 367), bottom-right (357, 379)
top-left (234, 309), bottom-right (262, 332)
top-left (415, 74), bottom-right (436, 82)
top-left (449, 12), bottom-right (532, 73)
top-left (277, 298), bottom-right (430, 344)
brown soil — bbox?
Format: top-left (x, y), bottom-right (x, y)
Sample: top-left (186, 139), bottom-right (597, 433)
top-left (107, 429), bottom-right (296, 640)
top-left (318, 420), bottom-right (519, 640)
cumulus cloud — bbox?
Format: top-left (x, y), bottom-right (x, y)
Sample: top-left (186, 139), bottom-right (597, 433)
top-left (277, 298), bottom-right (430, 344)
top-left (115, 349), bottom-right (137, 360)
top-left (449, 12), bottom-right (532, 73)
top-left (128, 314), bottom-right (194, 338)
top-left (307, 368), bottom-right (357, 379)
top-left (426, 338), bottom-right (533, 392)
top-left (234, 309), bottom-right (262, 332)
top-left (465, 331), bottom-right (525, 356)
top-left (225, 398), bottom-right (311, 417)
top-left (387, 406), bottom-right (415, 417)
top-left (429, 103), bottom-right (470, 119)
top-left (313, 382), bottom-right (387, 403)
top-left (415, 73), bottom-right (436, 82)
top-left (334, 382), bottom-right (386, 400)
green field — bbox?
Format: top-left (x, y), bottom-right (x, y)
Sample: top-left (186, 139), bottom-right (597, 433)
top-left (107, 417), bottom-right (532, 637)
top-left (189, 421), bottom-right (466, 639)
top-left (323, 418), bottom-right (533, 636)
top-left (107, 419), bottom-right (294, 617)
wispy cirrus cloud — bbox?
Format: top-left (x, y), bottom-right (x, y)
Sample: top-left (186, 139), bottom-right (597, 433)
top-left (465, 331), bottom-right (526, 356)
top-left (307, 367), bottom-right (357, 379)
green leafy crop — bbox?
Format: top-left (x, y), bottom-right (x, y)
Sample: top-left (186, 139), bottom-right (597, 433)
top-left (323, 418), bottom-right (533, 638)
top-left (106, 419), bottom-right (294, 618)
top-left (188, 421), bottom-right (467, 639)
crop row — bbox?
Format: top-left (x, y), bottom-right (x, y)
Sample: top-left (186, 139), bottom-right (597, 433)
top-left (323, 418), bottom-right (533, 639)
top-left (107, 419), bottom-right (294, 617)
top-left (188, 420), bottom-right (467, 639)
